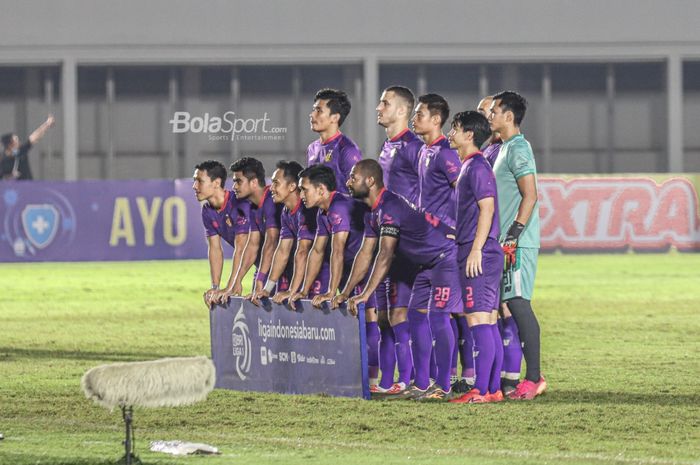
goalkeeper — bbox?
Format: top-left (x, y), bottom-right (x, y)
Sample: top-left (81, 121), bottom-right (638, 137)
top-left (487, 91), bottom-right (546, 400)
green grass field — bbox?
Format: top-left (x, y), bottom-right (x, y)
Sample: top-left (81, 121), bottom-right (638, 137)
top-left (1, 254), bottom-right (699, 465)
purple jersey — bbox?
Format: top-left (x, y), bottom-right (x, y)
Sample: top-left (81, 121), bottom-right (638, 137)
top-left (455, 152), bottom-right (501, 247)
top-left (316, 192), bottom-right (368, 263)
top-left (417, 135), bottom-right (460, 228)
top-left (201, 190), bottom-right (250, 247)
top-left (280, 198), bottom-right (318, 242)
top-left (377, 128), bottom-right (423, 204)
top-left (307, 132), bottom-right (362, 194)
top-left (365, 188), bottom-right (456, 267)
top-left (483, 140), bottom-right (502, 167)
top-left (248, 186), bottom-right (283, 268)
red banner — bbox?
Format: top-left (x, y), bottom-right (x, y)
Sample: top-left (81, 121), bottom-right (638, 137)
top-left (539, 177), bottom-right (700, 252)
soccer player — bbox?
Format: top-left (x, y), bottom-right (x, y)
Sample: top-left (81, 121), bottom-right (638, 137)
top-left (412, 93), bottom-right (462, 387)
top-left (215, 157), bottom-right (283, 302)
top-left (249, 160), bottom-right (328, 304)
top-left (345, 160), bottom-right (462, 401)
top-left (488, 91), bottom-right (546, 400)
top-left (289, 164), bottom-right (379, 385)
top-left (446, 111), bottom-right (505, 403)
top-left (307, 88), bottom-right (362, 194)
top-left (371, 85), bottom-right (423, 394)
top-left (192, 160), bottom-right (250, 308)
top-left (479, 94), bottom-right (522, 394)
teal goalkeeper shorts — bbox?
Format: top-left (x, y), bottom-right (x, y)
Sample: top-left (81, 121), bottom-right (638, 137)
top-left (501, 247), bottom-right (538, 301)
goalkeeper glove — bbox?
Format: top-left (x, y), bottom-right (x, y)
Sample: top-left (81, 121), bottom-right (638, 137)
top-left (502, 221), bottom-right (525, 268)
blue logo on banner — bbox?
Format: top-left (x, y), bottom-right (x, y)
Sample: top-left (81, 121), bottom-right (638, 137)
top-left (21, 204), bottom-right (60, 249)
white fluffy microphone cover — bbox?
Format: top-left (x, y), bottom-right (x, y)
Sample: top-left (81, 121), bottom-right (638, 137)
top-left (81, 356), bottom-right (216, 409)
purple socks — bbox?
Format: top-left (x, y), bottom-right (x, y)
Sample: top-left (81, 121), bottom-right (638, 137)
top-left (393, 321), bottom-right (413, 386)
top-left (456, 316), bottom-right (474, 379)
top-left (471, 324), bottom-right (495, 395)
top-left (379, 325), bottom-right (396, 389)
top-left (429, 312), bottom-right (455, 391)
top-left (500, 316), bottom-right (522, 381)
top-left (408, 309), bottom-right (432, 390)
top-left (490, 323), bottom-right (503, 393)
top-left (366, 321), bottom-right (380, 381)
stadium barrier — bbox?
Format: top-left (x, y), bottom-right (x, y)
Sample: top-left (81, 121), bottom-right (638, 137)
top-left (1, 174), bottom-right (698, 262)
top-left (210, 297), bottom-right (369, 399)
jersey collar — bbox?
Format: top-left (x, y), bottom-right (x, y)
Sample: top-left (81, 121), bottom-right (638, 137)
top-left (217, 190), bottom-right (230, 213)
top-left (461, 150), bottom-right (483, 164)
top-left (389, 128), bottom-right (410, 142)
top-left (321, 131), bottom-right (343, 145)
top-left (290, 196), bottom-right (302, 215)
top-left (372, 187), bottom-right (387, 211)
top-left (429, 134), bottom-right (446, 147)
top-left (258, 186), bottom-right (270, 209)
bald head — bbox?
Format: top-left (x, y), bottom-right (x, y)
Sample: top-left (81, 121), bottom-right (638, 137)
top-left (354, 159), bottom-right (384, 188)
top-left (477, 96), bottom-right (493, 117)
top-left (347, 159), bottom-right (384, 201)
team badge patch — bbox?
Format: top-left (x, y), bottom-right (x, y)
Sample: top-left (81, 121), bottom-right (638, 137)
top-left (21, 204), bottom-right (59, 249)
top-left (226, 216), bottom-right (233, 227)
top-left (325, 150), bottom-right (333, 162)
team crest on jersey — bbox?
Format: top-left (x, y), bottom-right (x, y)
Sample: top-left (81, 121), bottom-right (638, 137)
top-left (390, 147), bottom-right (397, 158)
top-left (324, 150), bottom-right (333, 162)
top-left (225, 216), bottom-right (232, 227)
top-left (381, 213), bottom-right (394, 224)
top-left (424, 155), bottom-right (432, 168)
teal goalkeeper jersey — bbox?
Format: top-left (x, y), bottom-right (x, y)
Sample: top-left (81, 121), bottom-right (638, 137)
top-left (492, 133), bottom-right (540, 248)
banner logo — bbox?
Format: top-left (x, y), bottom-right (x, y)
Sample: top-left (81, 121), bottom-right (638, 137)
top-left (231, 302), bottom-right (252, 380)
top-left (21, 204), bottom-right (59, 249)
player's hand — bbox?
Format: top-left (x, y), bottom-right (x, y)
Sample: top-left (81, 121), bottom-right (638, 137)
top-left (249, 289), bottom-right (270, 307)
top-left (501, 242), bottom-right (517, 269)
top-left (331, 293), bottom-right (349, 309)
top-left (203, 288), bottom-right (218, 309)
top-left (466, 249), bottom-right (483, 278)
top-left (311, 292), bottom-right (334, 308)
top-left (46, 114), bottom-right (55, 127)
top-left (288, 290), bottom-right (307, 311)
top-left (347, 293), bottom-right (368, 317)
top-left (272, 289), bottom-right (292, 305)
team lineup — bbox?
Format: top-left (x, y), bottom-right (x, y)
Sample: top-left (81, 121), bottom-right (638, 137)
top-left (192, 86), bottom-right (545, 403)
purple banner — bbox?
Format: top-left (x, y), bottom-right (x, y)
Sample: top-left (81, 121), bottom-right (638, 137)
top-left (0, 179), bottom-right (217, 262)
top-left (210, 297), bottom-right (369, 399)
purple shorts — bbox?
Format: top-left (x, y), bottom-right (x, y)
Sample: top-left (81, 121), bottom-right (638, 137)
top-left (376, 255), bottom-right (418, 311)
top-left (309, 262), bottom-right (331, 298)
top-left (408, 248), bottom-right (462, 314)
top-left (457, 240), bottom-right (503, 313)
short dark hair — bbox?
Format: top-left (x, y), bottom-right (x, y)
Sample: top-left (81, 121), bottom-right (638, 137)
top-left (354, 159), bottom-right (384, 189)
top-left (418, 93), bottom-right (450, 128)
top-left (314, 88), bottom-right (352, 127)
top-left (195, 160), bottom-right (227, 188)
top-left (493, 90), bottom-right (527, 126)
top-left (1, 133), bottom-right (14, 148)
top-left (275, 160), bottom-right (304, 185)
top-left (298, 164), bottom-right (336, 192)
top-left (229, 157), bottom-right (265, 186)
top-left (384, 86), bottom-right (415, 114)
top-left (451, 111), bottom-right (491, 148)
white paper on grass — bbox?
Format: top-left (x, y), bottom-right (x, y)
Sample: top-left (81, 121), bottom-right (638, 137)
top-left (149, 440), bottom-right (220, 455)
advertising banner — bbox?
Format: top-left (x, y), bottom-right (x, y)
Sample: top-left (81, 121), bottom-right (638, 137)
top-left (210, 297), bottom-right (369, 399)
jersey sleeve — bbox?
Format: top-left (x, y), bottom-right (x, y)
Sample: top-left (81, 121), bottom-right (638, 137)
top-left (507, 141), bottom-right (536, 179)
top-left (315, 209), bottom-right (330, 237)
top-left (339, 143), bottom-right (363, 180)
top-left (363, 211), bottom-right (378, 238)
top-left (470, 160), bottom-right (498, 202)
top-left (279, 211), bottom-right (294, 239)
top-left (298, 208), bottom-right (317, 241)
top-left (264, 196), bottom-right (282, 230)
top-left (438, 148), bottom-right (461, 185)
top-left (234, 200), bottom-right (251, 235)
top-left (201, 207), bottom-right (218, 237)
top-left (327, 200), bottom-right (352, 235)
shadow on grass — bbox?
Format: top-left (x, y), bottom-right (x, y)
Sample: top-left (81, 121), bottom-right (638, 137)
top-left (540, 389), bottom-right (700, 407)
top-left (0, 347), bottom-right (182, 363)
top-left (0, 454), bottom-right (177, 465)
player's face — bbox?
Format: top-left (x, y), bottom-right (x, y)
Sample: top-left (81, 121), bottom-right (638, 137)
top-left (299, 177), bottom-right (321, 208)
top-left (477, 97), bottom-right (493, 118)
top-left (447, 124), bottom-right (470, 150)
top-left (411, 103), bottom-right (435, 136)
top-left (488, 99), bottom-right (507, 133)
top-left (346, 166), bottom-right (369, 199)
top-left (231, 171), bottom-right (252, 199)
top-left (270, 168), bottom-right (294, 204)
top-left (7, 135), bottom-right (20, 151)
top-left (192, 169), bottom-right (218, 202)
top-left (376, 91), bottom-right (401, 128)
top-left (309, 99), bottom-right (336, 134)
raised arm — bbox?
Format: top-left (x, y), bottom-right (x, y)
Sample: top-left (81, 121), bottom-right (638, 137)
top-left (28, 115), bottom-right (55, 144)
